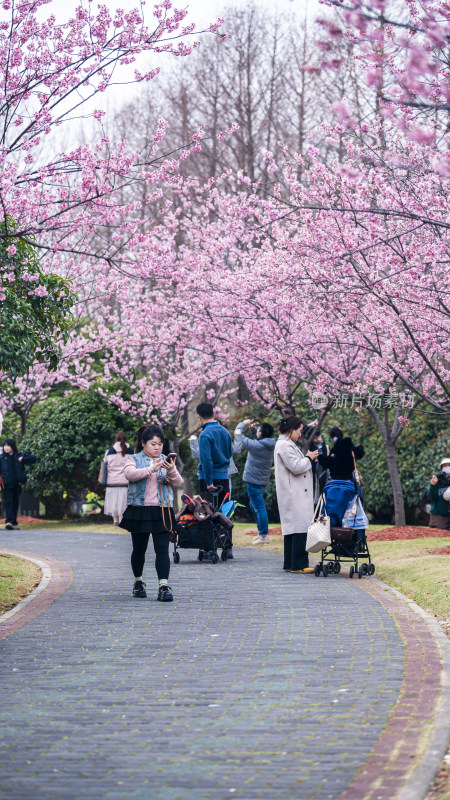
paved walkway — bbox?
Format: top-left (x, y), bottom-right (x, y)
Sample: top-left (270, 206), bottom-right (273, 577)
top-left (0, 530), bottom-right (446, 800)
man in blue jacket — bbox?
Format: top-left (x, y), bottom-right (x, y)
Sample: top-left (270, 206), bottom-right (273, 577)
top-left (196, 403), bottom-right (232, 503)
top-left (196, 403), bottom-right (233, 559)
top-left (234, 419), bottom-right (276, 544)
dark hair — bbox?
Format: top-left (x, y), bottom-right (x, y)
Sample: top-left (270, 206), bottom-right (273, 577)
top-left (196, 402), bottom-right (214, 419)
top-left (114, 431), bottom-right (128, 457)
top-left (329, 426), bottom-right (343, 440)
top-left (3, 438), bottom-right (17, 453)
top-left (141, 425), bottom-right (165, 446)
top-left (279, 416), bottom-right (302, 434)
top-left (260, 423), bottom-right (274, 439)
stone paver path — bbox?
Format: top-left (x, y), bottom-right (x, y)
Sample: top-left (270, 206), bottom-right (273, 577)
top-left (0, 530), bottom-right (440, 799)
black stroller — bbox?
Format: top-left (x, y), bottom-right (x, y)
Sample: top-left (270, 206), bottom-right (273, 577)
top-left (313, 480), bottom-right (375, 579)
top-left (173, 491), bottom-right (234, 564)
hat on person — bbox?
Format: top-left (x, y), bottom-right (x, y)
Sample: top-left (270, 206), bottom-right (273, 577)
top-left (439, 457), bottom-right (450, 468)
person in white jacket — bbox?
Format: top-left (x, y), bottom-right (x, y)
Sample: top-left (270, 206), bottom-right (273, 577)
top-left (274, 416), bottom-right (318, 574)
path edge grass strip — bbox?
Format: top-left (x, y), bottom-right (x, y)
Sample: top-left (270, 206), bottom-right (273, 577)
top-left (338, 577), bottom-right (450, 800)
top-left (0, 550), bottom-right (72, 640)
top-left (378, 582), bottom-right (450, 800)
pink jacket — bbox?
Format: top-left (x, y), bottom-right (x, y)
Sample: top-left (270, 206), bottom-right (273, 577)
top-left (105, 442), bottom-right (133, 486)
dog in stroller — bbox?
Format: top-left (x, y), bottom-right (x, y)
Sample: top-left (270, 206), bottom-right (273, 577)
top-left (173, 491), bottom-right (235, 564)
top-left (313, 480), bottom-right (375, 579)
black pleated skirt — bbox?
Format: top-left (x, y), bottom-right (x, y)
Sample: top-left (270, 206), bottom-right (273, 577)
top-left (119, 505), bottom-right (174, 535)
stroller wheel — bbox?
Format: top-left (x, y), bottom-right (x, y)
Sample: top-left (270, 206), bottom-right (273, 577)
top-left (362, 563), bottom-right (368, 574)
top-left (358, 565), bottom-right (365, 579)
top-left (322, 564), bottom-right (329, 577)
top-left (368, 563), bottom-right (375, 576)
top-left (349, 565), bottom-right (354, 579)
top-left (314, 564), bottom-right (321, 577)
top-left (221, 549), bottom-right (228, 561)
top-left (173, 551), bottom-right (180, 564)
top-left (198, 550), bottom-right (204, 562)
top-left (211, 553), bottom-right (219, 564)
top-left (334, 562), bottom-right (341, 574)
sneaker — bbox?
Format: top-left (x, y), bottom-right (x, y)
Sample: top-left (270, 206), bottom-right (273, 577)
top-left (132, 580), bottom-right (147, 598)
top-left (290, 567), bottom-right (315, 574)
top-left (5, 522), bottom-right (14, 530)
top-left (252, 535), bottom-right (269, 544)
top-left (157, 585), bottom-right (173, 602)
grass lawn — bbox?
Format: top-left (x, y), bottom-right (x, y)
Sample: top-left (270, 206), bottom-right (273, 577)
top-left (0, 554), bottom-right (41, 614)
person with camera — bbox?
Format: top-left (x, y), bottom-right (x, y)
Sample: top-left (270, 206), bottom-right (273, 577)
top-left (429, 457), bottom-right (450, 530)
top-left (119, 425), bottom-right (182, 602)
top-left (234, 418), bottom-right (276, 544)
top-left (274, 416), bottom-right (318, 574)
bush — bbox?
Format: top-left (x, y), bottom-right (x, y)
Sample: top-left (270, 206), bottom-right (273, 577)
top-left (23, 390), bottom-right (140, 517)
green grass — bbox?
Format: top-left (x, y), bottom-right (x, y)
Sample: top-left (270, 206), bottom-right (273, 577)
top-left (0, 554), bottom-right (41, 613)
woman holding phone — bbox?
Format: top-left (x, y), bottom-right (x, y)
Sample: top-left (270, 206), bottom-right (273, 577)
top-left (119, 425), bottom-right (182, 602)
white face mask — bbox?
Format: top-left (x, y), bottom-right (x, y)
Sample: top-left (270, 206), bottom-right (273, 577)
top-left (442, 466), bottom-right (450, 475)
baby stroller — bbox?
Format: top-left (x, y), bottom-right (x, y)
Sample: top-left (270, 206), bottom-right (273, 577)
top-left (173, 491), bottom-right (235, 564)
top-left (313, 480), bottom-right (375, 579)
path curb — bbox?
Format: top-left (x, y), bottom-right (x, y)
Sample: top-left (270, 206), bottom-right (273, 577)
top-left (0, 549), bottom-right (72, 639)
top-left (374, 580), bottom-right (450, 800)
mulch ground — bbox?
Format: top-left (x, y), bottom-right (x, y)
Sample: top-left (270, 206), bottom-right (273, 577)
top-left (245, 525), bottom-right (450, 540)
top-left (0, 516), bottom-right (42, 525)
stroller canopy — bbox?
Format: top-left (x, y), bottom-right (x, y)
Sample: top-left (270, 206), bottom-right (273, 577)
top-left (323, 480), bottom-right (362, 527)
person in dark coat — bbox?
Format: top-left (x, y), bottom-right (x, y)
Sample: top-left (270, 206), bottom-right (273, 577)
top-left (318, 427), bottom-right (364, 481)
top-left (0, 439), bottom-right (37, 530)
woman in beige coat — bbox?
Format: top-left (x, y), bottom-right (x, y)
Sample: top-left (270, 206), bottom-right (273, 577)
top-left (274, 416), bottom-right (318, 573)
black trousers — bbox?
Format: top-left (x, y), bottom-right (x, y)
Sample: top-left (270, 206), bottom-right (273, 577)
top-left (2, 486), bottom-right (20, 526)
top-left (131, 531), bottom-right (170, 581)
top-left (283, 533), bottom-right (309, 571)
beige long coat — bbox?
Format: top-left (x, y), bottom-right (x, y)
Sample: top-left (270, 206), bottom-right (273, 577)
top-left (274, 434), bottom-right (314, 535)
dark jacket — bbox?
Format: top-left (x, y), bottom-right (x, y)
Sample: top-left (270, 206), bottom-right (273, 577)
top-left (318, 437), bottom-right (364, 481)
top-left (428, 474), bottom-right (450, 517)
top-left (0, 451), bottom-right (36, 488)
top-left (198, 421), bottom-right (232, 487)
top-left (234, 423), bottom-right (276, 486)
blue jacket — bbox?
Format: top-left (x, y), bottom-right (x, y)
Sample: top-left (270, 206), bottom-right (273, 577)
top-left (234, 423), bottom-right (276, 486)
top-left (198, 421), bottom-right (232, 486)
top-left (126, 451), bottom-right (175, 507)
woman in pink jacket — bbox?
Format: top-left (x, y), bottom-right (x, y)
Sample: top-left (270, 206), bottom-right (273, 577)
top-left (119, 425), bottom-right (183, 602)
top-left (103, 432), bottom-right (134, 525)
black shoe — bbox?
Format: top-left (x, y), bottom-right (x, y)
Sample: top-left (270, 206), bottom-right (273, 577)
top-left (157, 585), bottom-right (173, 602)
top-left (132, 580), bottom-right (147, 598)
top-left (5, 522), bottom-right (14, 530)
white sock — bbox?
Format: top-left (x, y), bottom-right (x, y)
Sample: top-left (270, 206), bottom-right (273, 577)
top-left (135, 576), bottom-right (143, 582)
top-left (159, 579), bottom-right (168, 587)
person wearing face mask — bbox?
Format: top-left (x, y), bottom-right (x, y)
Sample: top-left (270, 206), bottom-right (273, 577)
top-left (318, 426), bottom-right (364, 481)
top-left (119, 425), bottom-right (183, 602)
top-left (274, 416), bottom-right (318, 574)
top-left (428, 458), bottom-right (450, 530)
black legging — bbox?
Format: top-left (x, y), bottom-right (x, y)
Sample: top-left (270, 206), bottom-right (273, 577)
top-left (131, 531), bottom-right (171, 580)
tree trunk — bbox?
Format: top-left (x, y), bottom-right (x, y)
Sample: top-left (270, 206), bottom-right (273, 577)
top-left (367, 405), bottom-right (406, 526)
top-left (384, 436), bottom-right (406, 526)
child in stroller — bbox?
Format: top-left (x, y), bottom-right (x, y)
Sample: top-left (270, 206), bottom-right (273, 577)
top-left (173, 492), bottom-right (235, 564)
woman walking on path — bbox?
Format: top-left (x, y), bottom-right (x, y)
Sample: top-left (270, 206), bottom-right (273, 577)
top-left (103, 432), bottom-right (134, 525)
top-left (0, 439), bottom-right (36, 530)
top-left (274, 417), bottom-right (318, 574)
top-left (119, 426), bottom-right (182, 602)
